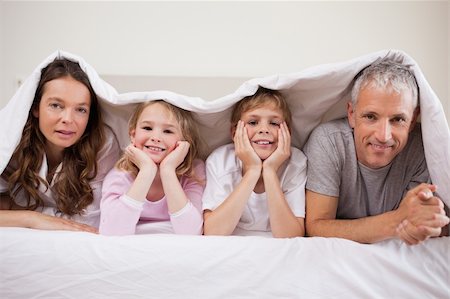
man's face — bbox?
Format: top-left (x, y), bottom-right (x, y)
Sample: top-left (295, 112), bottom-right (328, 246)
top-left (347, 85), bottom-right (418, 169)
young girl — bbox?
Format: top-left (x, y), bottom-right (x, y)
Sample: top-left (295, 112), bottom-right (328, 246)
top-left (202, 87), bottom-right (306, 238)
top-left (99, 100), bottom-right (205, 235)
top-left (0, 58), bottom-right (120, 231)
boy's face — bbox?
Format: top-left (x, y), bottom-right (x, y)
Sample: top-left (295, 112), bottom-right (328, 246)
top-left (237, 103), bottom-right (285, 160)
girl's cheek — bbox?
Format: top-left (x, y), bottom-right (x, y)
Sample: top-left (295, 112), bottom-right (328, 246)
top-left (168, 143), bottom-right (177, 153)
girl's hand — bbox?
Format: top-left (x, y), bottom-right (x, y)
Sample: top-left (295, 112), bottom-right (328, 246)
top-left (125, 144), bottom-right (157, 173)
top-left (160, 141), bottom-right (190, 172)
top-left (263, 122), bottom-right (291, 172)
top-left (234, 120), bottom-right (262, 172)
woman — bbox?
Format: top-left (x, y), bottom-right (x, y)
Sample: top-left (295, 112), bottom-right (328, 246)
top-left (0, 58), bottom-right (120, 231)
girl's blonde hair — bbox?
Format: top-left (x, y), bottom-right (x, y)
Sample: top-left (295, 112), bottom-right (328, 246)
top-left (116, 100), bottom-right (202, 180)
top-left (231, 87), bottom-right (292, 130)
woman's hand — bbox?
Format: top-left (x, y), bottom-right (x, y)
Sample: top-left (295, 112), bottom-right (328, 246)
top-left (0, 210), bottom-right (98, 233)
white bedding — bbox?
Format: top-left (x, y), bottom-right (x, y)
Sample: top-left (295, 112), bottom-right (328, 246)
top-left (0, 228), bottom-right (448, 299)
top-left (0, 50), bottom-right (449, 298)
top-left (1, 49), bottom-right (449, 205)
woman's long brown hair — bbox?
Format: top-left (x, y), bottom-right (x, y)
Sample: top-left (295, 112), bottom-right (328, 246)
top-left (1, 58), bottom-right (105, 215)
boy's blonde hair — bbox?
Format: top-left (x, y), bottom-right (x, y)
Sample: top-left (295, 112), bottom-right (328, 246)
top-left (116, 100), bottom-right (202, 179)
top-left (230, 87), bottom-right (292, 130)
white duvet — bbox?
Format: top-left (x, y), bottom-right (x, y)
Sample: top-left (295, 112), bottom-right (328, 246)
top-left (1, 49), bottom-right (449, 205)
top-left (0, 227), bottom-right (448, 299)
top-left (0, 50), bottom-right (449, 298)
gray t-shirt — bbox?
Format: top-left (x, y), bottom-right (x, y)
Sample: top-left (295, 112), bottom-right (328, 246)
top-left (303, 118), bottom-right (430, 219)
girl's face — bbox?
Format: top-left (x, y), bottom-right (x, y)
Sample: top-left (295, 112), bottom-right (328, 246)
top-left (238, 103), bottom-right (285, 160)
top-left (130, 103), bottom-right (184, 164)
top-left (33, 76), bottom-right (91, 157)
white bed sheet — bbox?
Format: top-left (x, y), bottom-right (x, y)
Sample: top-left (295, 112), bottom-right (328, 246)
top-left (0, 228), bottom-right (448, 299)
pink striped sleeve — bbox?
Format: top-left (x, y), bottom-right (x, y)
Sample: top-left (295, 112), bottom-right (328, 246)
top-left (169, 159), bottom-right (205, 235)
top-left (99, 168), bottom-right (144, 236)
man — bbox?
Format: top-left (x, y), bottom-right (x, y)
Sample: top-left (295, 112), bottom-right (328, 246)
top-left (303, 59), bottom-right (449, 244)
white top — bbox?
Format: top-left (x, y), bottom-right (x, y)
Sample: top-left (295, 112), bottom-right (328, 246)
top-left (202, 143), bottom-right (307, 233)
top-left (0, 126), bottom-right (120, 227)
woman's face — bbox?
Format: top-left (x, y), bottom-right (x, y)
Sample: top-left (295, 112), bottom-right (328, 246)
top-left (33, 76), bottom-right (91, 156)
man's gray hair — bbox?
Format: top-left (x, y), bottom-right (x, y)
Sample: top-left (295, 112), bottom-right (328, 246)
top-left (351, 58), bottom-right (419, 108)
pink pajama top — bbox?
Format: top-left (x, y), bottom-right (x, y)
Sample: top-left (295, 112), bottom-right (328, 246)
top-left (99, 159), bottom-right (205, 236)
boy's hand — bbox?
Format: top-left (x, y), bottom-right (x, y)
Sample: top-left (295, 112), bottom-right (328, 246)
top-left (234, 120), bottom-right (262, 172)
top-left (160, 141), bottom-right (190, 172)
top-left (263, 122), bottom-right (291, 172)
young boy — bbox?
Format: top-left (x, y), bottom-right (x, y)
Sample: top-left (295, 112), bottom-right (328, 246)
top-left (202, 87), bottom-right (306, 238)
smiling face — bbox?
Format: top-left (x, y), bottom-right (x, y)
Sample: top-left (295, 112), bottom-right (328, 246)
top-left (347, 85), bottom-right (418, 169)
top-left (237, 102), bottom-right (284, 160)
top-left (130, 102), bottom-right (184, 164)
top-left (33, 76), bottom-right (91, 157)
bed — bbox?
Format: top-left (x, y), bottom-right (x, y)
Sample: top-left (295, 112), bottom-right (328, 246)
top-left (0, 50), bottom-right (449, 298)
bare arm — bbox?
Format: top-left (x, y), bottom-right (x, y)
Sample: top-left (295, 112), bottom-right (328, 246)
top-left (264, 169), bottom-right (304, 238)
top-left (305, 190), bottom-right (400, 243)
top-left (203, 168), bottom-right (260, 235)
top-left (0, 210), bottom-right (97, 233)
top-left (203, 120), bottom-right (262, 235)
top-left (306, 183), bottom-right (449, 244)
top-left (124, 145), bottom-right (157, 201)
top-left (1, 193), bottom-right (96, 232)
top-left (160, 141), bottom-right (191, 213)
top-left (264, 123), bottom-right (304, 238)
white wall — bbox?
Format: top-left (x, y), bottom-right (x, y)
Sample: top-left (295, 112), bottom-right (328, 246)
top-left (0, 1), bottom-right (4, 99)
top-left (1, 1), bottom-right (448, 121)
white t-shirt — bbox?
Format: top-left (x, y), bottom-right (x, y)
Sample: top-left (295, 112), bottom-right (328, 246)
top-left (0, 126), bottom-right (120, 227)
top-left (202, 143), bottom-right (307, 233)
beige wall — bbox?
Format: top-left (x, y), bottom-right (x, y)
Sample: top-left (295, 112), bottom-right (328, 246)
top-left (1, 1), bottom-right (448, 121)
top-left (0, 1), bottom-right (3, 100)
